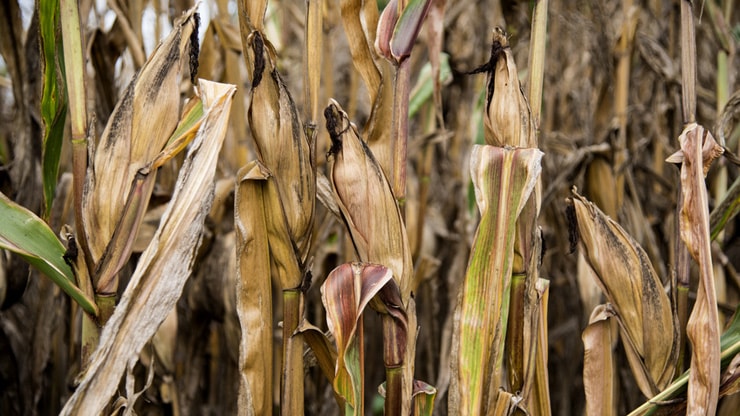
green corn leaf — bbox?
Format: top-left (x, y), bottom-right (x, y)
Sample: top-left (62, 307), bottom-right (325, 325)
top-left (450, 145), bottom-right (542, 414)
top-left (0, 192), bottom-right (97, 316)
top-left (40, 0), bottom-right (68, 219)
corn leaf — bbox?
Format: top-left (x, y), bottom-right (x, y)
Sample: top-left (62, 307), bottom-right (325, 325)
top-left (235, 161), bottom-right (273, 416)
top-left (389, 0), bottom-right (432, 63)
top-left (322, 262), bottom-right (396, 415)
top-left (411, 380), bottom-right (437, 416)
top-left (671, 123), bottom-right (723, 415)
top-left (709, 175), bottom-right (740, 241)
top-left (450, 145), bottom-right (542, 414)
top-left (39, 0), bottom-right (67, 219)
top-left (0, 192), bottom-right (97, 316)
top-left (60, 79), bottom-right (235, 415)
top-left (341, 0), bottom-right (382, 104)
top-left (629, 305), bottom-right (740, 415)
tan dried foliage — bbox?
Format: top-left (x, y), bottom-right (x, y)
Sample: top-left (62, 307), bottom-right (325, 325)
top-left (571, 190), bottom-right (677, 397)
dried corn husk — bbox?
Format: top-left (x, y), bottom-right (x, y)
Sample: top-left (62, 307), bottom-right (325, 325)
top-left (243, 30), bottom-right (315, 261)
top-left (61, 79), bottom-right (236, 415)
top-left (325, 99), bottom-right (413, 302)
top-left (570, 190), bottom-right (677, 397)
top-left (82, 8), bottom-right (200, 293)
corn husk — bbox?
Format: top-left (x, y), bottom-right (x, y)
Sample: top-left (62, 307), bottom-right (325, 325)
top-left (569, 190), bottom-right (677, 397)
top-left (325, 100), bottom-right (413, 302)
top-left (243, 30), bottom-right (315, 261)
top-left (61, 79), bottom-right (236, 415)
top-left (82, 8), bottom-right (200, 293)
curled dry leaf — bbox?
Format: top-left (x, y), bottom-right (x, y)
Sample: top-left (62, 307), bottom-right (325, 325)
top-left (582, 304), bottom-right (618, 416)
top-left (325, 100), bottom-right (413, 302)
top-left (321, 262), bottom-right (403, 413)
top-left (569, 190), bottom-right (677, 397)
top-left (234, 161), bottom-right (273, 416)
top-left (61, 79), bottom-right (236, 415)
top-left (669, 123), bottom-right (722, 415)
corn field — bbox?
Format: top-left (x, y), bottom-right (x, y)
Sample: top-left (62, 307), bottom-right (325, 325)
top-left (1, 0), bottom-right (740, 414)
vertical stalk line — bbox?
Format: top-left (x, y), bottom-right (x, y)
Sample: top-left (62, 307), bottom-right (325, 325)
top-left (60, 0), bottom-right (100, 364)
top-left (680, 0), bottom-right (697, 124)
top-left (391, 59), bottom-right (412, 201)
top-left (526, 0), bottom-right (548, 128)
top-left (613, 0), bottom-right (635, 211)
top-left (59, 0), bottom-right (93, 273)
top-left (281, 289), bottom-right (305, 416)
top-left (675, 0), bottom-right (697, 376)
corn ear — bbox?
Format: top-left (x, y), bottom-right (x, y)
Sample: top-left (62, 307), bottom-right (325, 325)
top-left (61, 79), bottom-right (235, 415)
top-left (244, 31), bottom-right (315, 260)
top-left (325, 100), bottom-right (414, 302)
top-left (82, 7), bottom-right (200, 283)
top-left (477, 28), bottom-right (536, 148)
top-left (569, 190), bottom-right (677, 397)
top-left (667, 123), bottom-right (724, 415)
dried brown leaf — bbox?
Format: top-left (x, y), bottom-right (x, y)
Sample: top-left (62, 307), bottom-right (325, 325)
top-left (674, 123), bottom-right (722, 415)
top-left (235, 161), bottom-right (273, 416)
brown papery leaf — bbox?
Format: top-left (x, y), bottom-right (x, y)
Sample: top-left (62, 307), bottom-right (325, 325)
top-left (61, 80), bottom-right (236, 415)
top-left (321, 262), bottom-right (397, 411)
top-left (325, 100), bottom-right (413, 302)
top-left (82, 7), bottom-right (200, 275)
top-left (675, 123), bottom-right (722, 415)
top-left (570, 190), bottom-right (677, 397)
top-left (234, 161), bottom-right (273, 416)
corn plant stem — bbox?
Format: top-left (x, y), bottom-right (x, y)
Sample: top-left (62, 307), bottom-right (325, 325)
top-left (382, 313), bottom-right (405, 415)
top-left (81, 294), bottom-right (115, 364)
top-left (674, 0), bottom-right (697, 378)
top-left (60, 0), bottom-right (94, 276)
top-left (526, 0), bottom-right (548, 128)
top-left (391, 59), bottom-right (412, 201)
top-left (680, 0), bottom-right (697, 125)
top-left (385, 366), bottom-right (403, 416)
top-left (613, 0), bottom-right (634, 211)
top-left (281, 289), bottom-right (304, 416)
